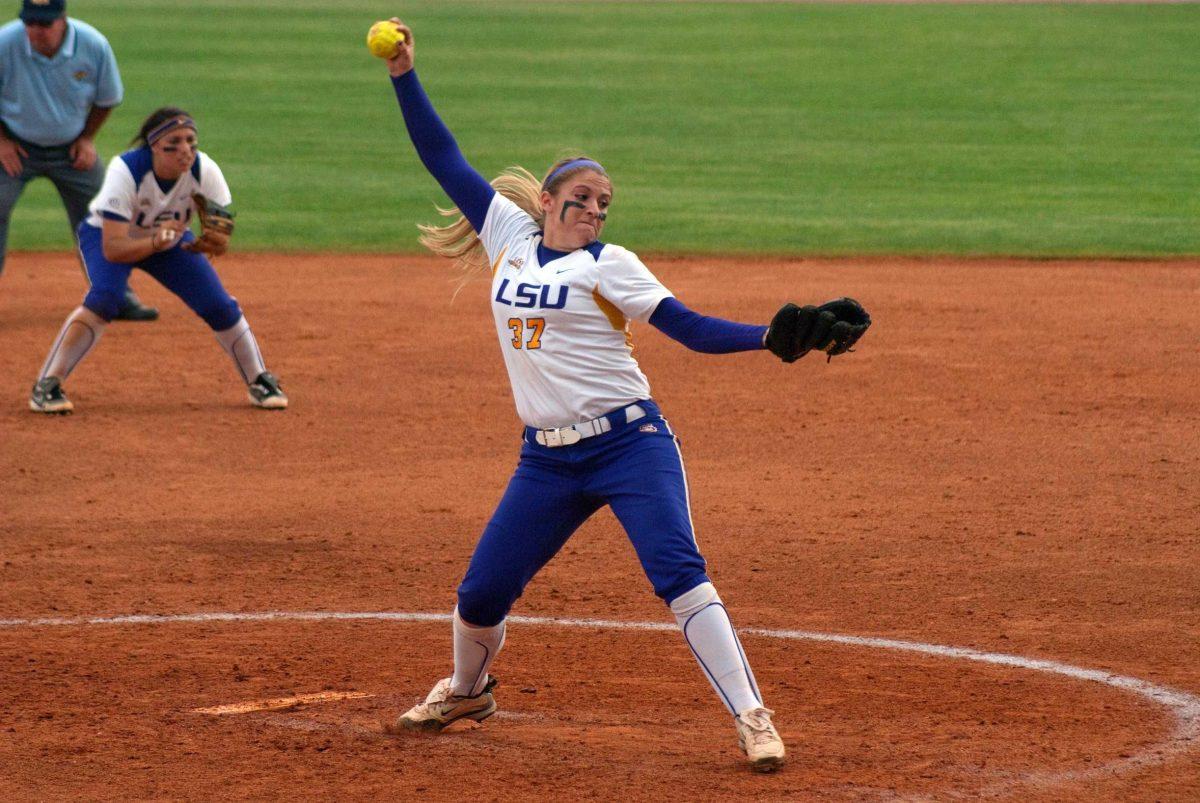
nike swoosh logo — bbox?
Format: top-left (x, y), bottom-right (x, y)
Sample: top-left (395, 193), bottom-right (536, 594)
top-left (556, 267), bottom-right (574, 275)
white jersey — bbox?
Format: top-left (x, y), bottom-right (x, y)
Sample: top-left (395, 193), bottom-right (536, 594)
top-left (479, 193), bottom-right (673, 429)
top-left (85, 146), bottom-right (231, 235)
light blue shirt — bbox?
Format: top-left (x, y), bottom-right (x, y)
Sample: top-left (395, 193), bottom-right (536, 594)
top-left (0, 18), bottom-right (123, 147)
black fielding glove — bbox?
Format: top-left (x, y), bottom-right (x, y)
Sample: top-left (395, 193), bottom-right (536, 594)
top-left (765, 303), bottom-right (836, 363)
top-left (765, 298), bottom-right (872, 363)
top-left (817, 297), bottom-right (871, 359)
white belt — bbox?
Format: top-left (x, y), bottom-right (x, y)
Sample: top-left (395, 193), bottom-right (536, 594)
top-left (534, 404), bottom-right (647, 448)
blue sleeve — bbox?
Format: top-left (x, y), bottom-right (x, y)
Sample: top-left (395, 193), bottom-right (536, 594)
top-left (391, 70), bottom-right (495, 232)
top-left (649, 297), bottom-right (768, 354)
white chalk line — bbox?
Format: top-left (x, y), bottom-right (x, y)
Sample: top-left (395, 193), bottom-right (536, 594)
top-left (191, 690), bottom-right (373, 716)
top-left (2, 610), bottom-right (1196, 796)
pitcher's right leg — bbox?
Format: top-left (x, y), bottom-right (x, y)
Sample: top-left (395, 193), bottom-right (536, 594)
top-left (389, 445), bottom-right (602, 733)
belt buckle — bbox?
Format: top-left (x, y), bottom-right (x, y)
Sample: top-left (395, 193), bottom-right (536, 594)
top-left (538, 427), bottom-right (583, 448)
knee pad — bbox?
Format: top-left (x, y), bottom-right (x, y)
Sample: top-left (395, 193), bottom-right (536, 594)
top-left (199, 297), bottom-right (242, 332)
top-left (669, 581), bottom-right (721, 618)
top-left (456, 581), bottom-right (516, 629)
top-left (655, 569), bottom-right (713, 607)
top-left (83, 289), bottom-right (124, 322)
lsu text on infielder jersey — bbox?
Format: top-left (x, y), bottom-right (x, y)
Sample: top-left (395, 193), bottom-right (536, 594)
top-left (85, 146), bottom-right (230, 237)
top-left (480, 194), bottom-right (673, 429)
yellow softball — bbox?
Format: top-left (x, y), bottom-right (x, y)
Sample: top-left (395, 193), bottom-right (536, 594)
top-left (366, 21), bottom-right (405, 59)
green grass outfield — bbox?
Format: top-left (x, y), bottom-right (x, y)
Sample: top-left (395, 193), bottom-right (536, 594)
top-left (9, 1), bottom-right (1197, 256)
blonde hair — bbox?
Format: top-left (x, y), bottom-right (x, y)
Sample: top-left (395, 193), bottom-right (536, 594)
top-left (418, 156), bottom-right (608, 280)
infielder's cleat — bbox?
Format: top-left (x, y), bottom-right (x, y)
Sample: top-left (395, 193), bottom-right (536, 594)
top-left (248, 371), bottom-right (288, 409)
top-left (29, 377), bottom-right (74, 414)
top-left (387, 676), bottom-right (499, 733)
top-left (736, 707), bottom-right (785, 772)
top-left (113, 298), bottom-right (160, 322)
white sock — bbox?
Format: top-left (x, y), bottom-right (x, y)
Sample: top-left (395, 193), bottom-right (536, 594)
top-left (450, 608), bottom-right (505, 697)
top-left (39, 306), bottom-right (107, 381)
top-left (671, 582), bottom-right (763, 716)
top-left (214, 316), bottom-right (266, 384)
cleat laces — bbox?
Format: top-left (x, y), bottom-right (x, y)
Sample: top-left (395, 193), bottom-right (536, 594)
top-left (739, 707), bottom-right (780, 747)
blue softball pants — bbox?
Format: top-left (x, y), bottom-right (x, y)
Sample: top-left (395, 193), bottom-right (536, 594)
top-left (456, 399), bottom-right (711, 627)
top-left (77, 222), bottom-right (241, 330)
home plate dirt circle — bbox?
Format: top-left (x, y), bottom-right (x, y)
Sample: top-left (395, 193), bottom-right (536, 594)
top-left (2, 609), bottom-right (1196, 798)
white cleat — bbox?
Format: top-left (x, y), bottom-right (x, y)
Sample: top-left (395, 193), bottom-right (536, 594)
top-left (736, 707), bottom-right (786, 772)
top-left (385, 676), bottom-right (498, 734)
top-left (247, 371), bottom-right (288, 410)
top-left (29, 377), bottom-right (74, 414)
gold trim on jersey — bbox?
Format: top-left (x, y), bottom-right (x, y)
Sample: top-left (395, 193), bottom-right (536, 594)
top-left (592, 288), bottom-right (635, 351)
top-left (490, 246), bottom-right (508, 278)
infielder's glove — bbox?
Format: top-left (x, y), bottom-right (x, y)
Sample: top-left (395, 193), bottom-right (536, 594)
top-left (765, 297), bottom-right (871, 363)
top-left (186, 193), bottom-right (235, 257)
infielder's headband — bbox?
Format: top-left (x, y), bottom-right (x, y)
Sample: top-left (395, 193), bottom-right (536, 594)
top-left (542, 159), bottom-right (606, 190)
top-left (147, 115), bottom-right (197, 146)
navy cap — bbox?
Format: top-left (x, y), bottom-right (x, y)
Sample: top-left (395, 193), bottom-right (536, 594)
top-left (20, 0), bottom-right (65, 24)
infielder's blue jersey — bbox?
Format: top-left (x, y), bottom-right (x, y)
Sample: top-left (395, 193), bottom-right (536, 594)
top-left (85, 146), bottom-right (230, 234)
top-left (77, 147), bottom-right (239, 328)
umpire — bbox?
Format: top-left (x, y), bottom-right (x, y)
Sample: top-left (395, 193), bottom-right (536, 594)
top-left (0, 0), bottom-right (156, 320)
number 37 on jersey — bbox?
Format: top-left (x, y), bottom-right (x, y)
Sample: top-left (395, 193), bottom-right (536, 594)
top-left (507, 317), bottom-right (544, 350)
top-left (496, 278), bottom-right (568, 351)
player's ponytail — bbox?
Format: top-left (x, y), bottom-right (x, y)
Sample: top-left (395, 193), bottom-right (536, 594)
top-left (418, 166), bottom-right (542, 277)
top-left (419, 155), bottom-right (606, 281)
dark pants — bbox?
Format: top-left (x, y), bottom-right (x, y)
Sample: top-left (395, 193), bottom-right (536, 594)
top-left (456, 400), bottom-right (710, 627)
top-left (77, 223), bottom-right (239, 328)
top-left (0, 137), bottom-right (142, 307)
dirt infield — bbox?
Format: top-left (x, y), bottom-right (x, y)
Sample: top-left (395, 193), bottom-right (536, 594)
top-left (1, 252), bottom-right (1197, 801)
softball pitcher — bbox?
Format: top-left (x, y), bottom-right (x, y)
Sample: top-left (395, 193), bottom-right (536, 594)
top-left (380, 19), bottom-right (868, 771)
top-left (28, 107), bottom-right (287, 414)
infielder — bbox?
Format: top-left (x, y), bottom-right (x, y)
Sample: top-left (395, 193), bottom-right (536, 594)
top-left (29, 107), bottom-right (287, 413)
top-left (379, 19), bottom-right (868, 771)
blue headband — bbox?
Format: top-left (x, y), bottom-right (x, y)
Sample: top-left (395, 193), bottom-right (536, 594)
top-left (147, 115), bottom-right (196, 146)
top-left (542, 158), bottom-right (606, 190)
